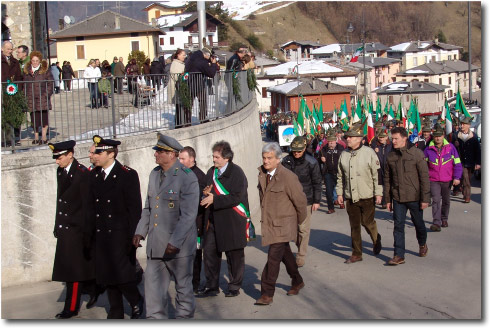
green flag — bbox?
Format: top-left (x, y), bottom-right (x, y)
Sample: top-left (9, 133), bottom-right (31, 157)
top-left (353, 99), bottom-right (362, 122)
top-left (388, 104), bottom-right (395, 121)
top-left (297, 97), bottom-right (305, 134)
top-left (455, 88), bottom-right (472, 118)
top-left (340, 99), bottom-right (350, 131)
top-left (375, 98), bottom-right (382, 122)
top-left (384, 100), bottom-right (389, 115)
top-left (292, 116), bottom-right (301, 136)
top-left (318, 100), bottom-right (324, 124)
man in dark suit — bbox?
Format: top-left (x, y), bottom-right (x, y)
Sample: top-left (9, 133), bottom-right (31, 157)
top-left (49, 140), bottom-right (97, 319)
top-left (133, 134), bottom-right (199, 319)
top-left (178, 146), bottom-right (207, 294)
top-left (199, 141), bottom-right (249, 298)
top-left (89, 135), bottom-right (143, 319)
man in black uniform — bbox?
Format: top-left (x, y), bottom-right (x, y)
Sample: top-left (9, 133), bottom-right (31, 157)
top-left (89, 135), bottom-right (144, 319)
top-left (49, 140), bottom-right (96, 319)
top-left (179, 146), bottom-right (207, 293)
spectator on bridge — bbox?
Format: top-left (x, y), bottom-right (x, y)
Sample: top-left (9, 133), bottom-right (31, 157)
top-left (16, 44), bottom-right (29, 72)
top-left (169, 49), bottom-right (187, 127)
top-left (184, 47), bottom-right (218, 123)
top-left (101, 60), bottom-right (112, 76)
top-left (150, 57), bottom-right (164, 91)
top-left (23, 51), bottom-right (54, 144)
top-left (84, 59), bottom-right (101, 109)
top-left (384, 127), bottom-right (430, 265)
top-left (61, 61), bottom-right (75, 92)
top-left (142, 58), bottom-right (151, 87)
top-left (114, 57), bottom-right (125, 95)
top-left (226, 45), bottom-right (247, 71)
top-left (126, 58), bottom-right (139, 94)
top-left (50, 63), bottom-right (61, 94)
top-left (110, 57), bottom-right (117, 76)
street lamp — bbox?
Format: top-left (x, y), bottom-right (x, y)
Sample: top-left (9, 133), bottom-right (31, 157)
top-left (346, 22), bottom-right (354, 60)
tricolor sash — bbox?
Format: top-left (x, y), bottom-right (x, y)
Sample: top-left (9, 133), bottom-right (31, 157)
top-left (213, 168), bottom-right (256, 241)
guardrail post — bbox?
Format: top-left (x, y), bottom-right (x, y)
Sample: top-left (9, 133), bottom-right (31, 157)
top-left (111, 76), bottom-right (117, 138)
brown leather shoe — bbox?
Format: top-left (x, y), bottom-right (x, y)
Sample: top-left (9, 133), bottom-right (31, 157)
top-left (441, 221), bottom-right (448, 228)
top-left (254, 294), bottom-right (273, 305)
top-left (464, 198), bottom-right (470, 203)
top-left (419, 244), bottom-right (428, 257)
top-left (339, 204), bottom-right (345, 209)
top-left (287, 282), bottom-right (305, 296)
top-left (344, 255), bottom-right (362, 264)
top-left (430, 224), bottom-right (441, 232)
top-left (327, 209), bottom-right (335, 214)
top-left (334, 200), bottom-right (339, 205)
top-left (388, 256), bottom-right (405, 265)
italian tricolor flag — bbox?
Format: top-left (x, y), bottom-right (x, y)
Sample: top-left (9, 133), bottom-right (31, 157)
top-left (350, 46), bottom-right (364, 63)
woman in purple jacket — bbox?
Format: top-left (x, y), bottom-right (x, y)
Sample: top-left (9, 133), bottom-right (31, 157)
top-left (423, 124), bottom-right (463, 231)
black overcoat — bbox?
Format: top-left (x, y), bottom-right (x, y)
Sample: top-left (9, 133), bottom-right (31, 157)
top-left (89, 160), bottom-right (142, 285)
top-left (205, 162), bottom-right (249, 252)
top-left (52, 159), bottom-right (95, 282)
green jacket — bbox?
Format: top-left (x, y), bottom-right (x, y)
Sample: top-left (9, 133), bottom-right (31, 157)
top-left (97, 78), bottom-right (111, 94)
top-left (336, 145), bottom-right (382, 203)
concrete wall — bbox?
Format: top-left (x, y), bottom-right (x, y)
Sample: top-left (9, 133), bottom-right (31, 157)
top-left (1, 100), bottom-right (263, 287)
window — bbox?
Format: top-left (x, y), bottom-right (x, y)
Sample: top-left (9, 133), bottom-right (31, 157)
top-left (208, 35), bottom-right (213, 46)
top-left (76, 45), bottom-right (85, 59)
top-left (131, 32), bottom-right (139, 37)
top-left (188, 36), bottom-right (193, 44)
top-left (160, 38), bottom-right (164, 45)
top-left (389, 96), bottom-right (393, 104)
top-left (75, 36), bottom-right (84, 41)
top-left (432, 56), bottom-right (436, 62)
top-left (131, 41), bottom-right (139, 51)
top-left (413, 57), bottom-right (417, 66)
top-left (424, 78), bottom-right (429, 82)
top-left (448, 77), bottom-right (451, 84)
top-left (155, 10), bottom-right (160, 18)
top-left (170, 37), bottom-right (174, 45)
top-left (439, 78), bottom-right (442, 85)
top-left (406, 95), bottom-right (410, 102)
top-left (169, 27), bottom-right (174, 32)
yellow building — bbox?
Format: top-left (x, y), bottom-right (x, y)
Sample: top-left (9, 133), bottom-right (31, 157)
top-left (50, 10), bottom-right (164, 76)
top-left (143, 2), bottom-right (187, 25)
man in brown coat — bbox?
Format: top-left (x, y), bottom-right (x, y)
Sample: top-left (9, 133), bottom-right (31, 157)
top-left (255, 142), bottom-right (307, 305)
top-left (114, 57), bottom-right (126, 94)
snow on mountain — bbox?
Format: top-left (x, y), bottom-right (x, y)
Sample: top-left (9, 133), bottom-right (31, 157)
top-left (220, 1), bottom-right (292, 20)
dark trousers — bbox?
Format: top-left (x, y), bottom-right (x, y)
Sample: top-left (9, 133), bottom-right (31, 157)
top-left (392, 199), bottom-right (427, 258)
top-left (260, 242), bottom-right (303, 297)
top-left (345, 198), bottom-right (378, 257)
top-left (203, 222), bottom-right (244, 291)
top-left (63, 282), bottom-right (82, 313)
top-left (192, 248), bottom-right (203, 290)
top-left (175, 104), bottom-right (191, 127)
top-left (151, 76), bottom-right (161, 91)
top-left (106, 282), bottom-right (141, 319)
top-left (430, 181), bottom-right (451, 225)
top-left (63, 80), bottom-right (72, 91)
top-left (190, 88), bottom-right (208, 122)
top-left (324, 173), bottom-right (337, 210)
top-left (116, 77), bottom-right (123, 94)
top-left (462, 167), bottom-right (474, 199)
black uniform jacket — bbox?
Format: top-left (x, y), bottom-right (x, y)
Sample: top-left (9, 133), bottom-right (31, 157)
top-left (52, 159), bottom-right (95, 282)
top-left (89, 160), bottom-right (142, 285)
top-left (205, 162), bottom-right (249, 252)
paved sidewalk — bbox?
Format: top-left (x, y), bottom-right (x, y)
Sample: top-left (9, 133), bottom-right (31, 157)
top-left (2, 183), bottom-right (482, 319)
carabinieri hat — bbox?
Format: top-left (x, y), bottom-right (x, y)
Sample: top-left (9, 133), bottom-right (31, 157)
top-left (93, 135), bottom-right (121, 154)
top-left (48, 140), bottom-right (76, 159)
top-left (152, 132), bottom-right (183, 152)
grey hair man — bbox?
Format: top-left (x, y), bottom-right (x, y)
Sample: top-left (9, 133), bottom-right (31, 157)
top-left (255, 142), bottom-right (308, 305)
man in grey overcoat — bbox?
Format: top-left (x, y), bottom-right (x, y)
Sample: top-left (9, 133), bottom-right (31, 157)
top-left (133, 133), bottom-right (200, 319)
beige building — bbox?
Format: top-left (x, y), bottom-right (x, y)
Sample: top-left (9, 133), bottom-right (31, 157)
top-left (387, 39), bottom-right (462, 72)
top-left (49, 10), bottom-right (164, 76)
top-left (375, 81), bottom-right (449, 115)
top-left (143, 2), bottom-right (187, 25)
top-left (395, 60), bottom-right (480, 99)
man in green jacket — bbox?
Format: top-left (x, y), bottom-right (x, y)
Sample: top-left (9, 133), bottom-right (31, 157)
top-left (384, 127), bottom-right (431, 265)
top-left (337, 120), bottom-right (383, 264)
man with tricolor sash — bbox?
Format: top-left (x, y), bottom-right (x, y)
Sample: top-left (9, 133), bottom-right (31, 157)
top-left (199, 141), bottom-right (252, 298)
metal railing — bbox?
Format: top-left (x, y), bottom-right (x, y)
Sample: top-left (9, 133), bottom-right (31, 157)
top-left (1, 70), bottom-right (254, 152)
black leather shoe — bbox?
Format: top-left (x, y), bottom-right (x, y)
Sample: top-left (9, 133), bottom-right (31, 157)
top-left (197, 287), bottom-right (219, 297)
top-left (224, 289), bottom-right (240, 297)
top-left (86, 293), bottom-right (99, 309)
top-left (55, 310), bottom-right (78, 319)
top-left (131, 297), bottom-right (144, 319)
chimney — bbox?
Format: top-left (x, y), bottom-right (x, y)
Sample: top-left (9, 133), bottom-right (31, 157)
top-left (59, 18), bottom-right (64, 30)
top-left (312, 78), bottom-right (316, 90)
top-left (420, 82), bottom-right (423, 89)
top-left (417, 40), bottom-right (420, 47)
top-left (317, 39), bottom-right (320, 44)
top-left (326, 81), bottom-right (330, 89)
top-left (115, 15), bottom-right (120, 30)
top-left (151, 18), bottom-right (156, 26)
top-left (434, 37), bottom-right (439, 45)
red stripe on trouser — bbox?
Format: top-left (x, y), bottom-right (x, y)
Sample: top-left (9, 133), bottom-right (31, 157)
top-left (70, 282), bottom-right (79, 312)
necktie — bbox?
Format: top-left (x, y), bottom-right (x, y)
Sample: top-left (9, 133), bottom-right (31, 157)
top-left (159, 170), bottom-right (165, 187)
top-left (266, 174), bottom-right (272, 188)
top-left (101, 170), bottom-right (106, 180)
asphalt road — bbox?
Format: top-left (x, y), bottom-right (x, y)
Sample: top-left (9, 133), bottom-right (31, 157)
top-left (1, 181), bottom-right (482, 320)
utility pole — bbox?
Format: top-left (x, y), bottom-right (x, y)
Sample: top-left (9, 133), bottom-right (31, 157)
top-left (362, 9), bottom-right (367, 100)
top-left (197, 1), bottom-right (206, 50)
